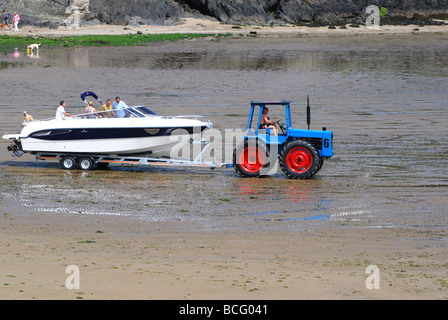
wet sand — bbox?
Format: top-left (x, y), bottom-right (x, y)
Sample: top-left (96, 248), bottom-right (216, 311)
top-left (1, 23), bottom-right (448, 300)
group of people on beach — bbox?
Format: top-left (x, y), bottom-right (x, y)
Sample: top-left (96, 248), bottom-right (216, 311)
top-left (1, 10), bottom-right (20, 31)
top-left (56, 97), bottom-right (129, 120)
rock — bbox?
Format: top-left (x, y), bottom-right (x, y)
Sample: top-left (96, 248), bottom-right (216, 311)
top-left (1, 0), bottom-right (446, 28)
top-left (128, 16), bottom-right (144, 27)
top-left (89, 0), bottom-right (184, 25)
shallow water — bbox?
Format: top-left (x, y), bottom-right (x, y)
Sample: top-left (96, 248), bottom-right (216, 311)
top-left (1, 34), bottom-right (447, 244)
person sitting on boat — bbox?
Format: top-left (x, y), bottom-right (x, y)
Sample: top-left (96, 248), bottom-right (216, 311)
top-left (84, 101), bottom-right (95, 118)
top-left (100, 99), bottom-right (115, 118)
top-left (56, 101), bottom-right (75, 120)
top-left (112, 96), bottom-right (129, 118)
top-left (84, 101), bottom-right (99, 119)
top-left (259, 107), bottom-right (277, 135)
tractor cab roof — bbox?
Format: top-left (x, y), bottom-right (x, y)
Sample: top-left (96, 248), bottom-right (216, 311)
top-left (250, 100), bottom-right (292, 106)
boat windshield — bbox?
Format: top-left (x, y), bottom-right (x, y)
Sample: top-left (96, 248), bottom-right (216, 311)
top-left (124, 106), bottom-right (158, 118)
top-left (72, 106), bottom-right (159, 119)
top-left (133, 106), bottom-right (158, 117)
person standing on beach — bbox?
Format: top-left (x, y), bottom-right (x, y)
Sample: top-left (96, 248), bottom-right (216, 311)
top-left (112, 96), bottom-right (129, 118)
top-left (2, 10), bottom-right (11, 30)
top-left (13, 12), bottom-right (19, 32)
top-left (56, 101), bottom-right (76, 120)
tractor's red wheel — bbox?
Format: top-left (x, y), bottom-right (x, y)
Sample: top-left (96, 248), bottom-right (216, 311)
top-left (239, 146), bottom-right (265, 172)
top-left (280, 140), bottom-right (320, 179)
top-left (233, 141), bottom-right (269, 177)
top-left (285, 147), bottom-right (313, 173)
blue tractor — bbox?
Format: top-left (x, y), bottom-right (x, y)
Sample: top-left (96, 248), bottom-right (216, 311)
top-left (233, 98), bottom-right (333, 179)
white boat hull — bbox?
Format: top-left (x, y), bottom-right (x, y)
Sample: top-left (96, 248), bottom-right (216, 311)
top-left (20, 135), bottom-right (189, 157)
top-left (16, 113), bottom-right (210, 157)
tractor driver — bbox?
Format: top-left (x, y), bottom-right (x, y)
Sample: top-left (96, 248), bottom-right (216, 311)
top-left (259, 107), bottom-right (277, 136)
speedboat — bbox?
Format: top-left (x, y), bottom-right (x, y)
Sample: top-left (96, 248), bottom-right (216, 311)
top-left (3, 91), bottom-right (212, 158)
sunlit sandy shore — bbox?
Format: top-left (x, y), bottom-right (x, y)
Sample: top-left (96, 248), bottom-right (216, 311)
top-left (4, 17), bottom-right (447, 37)
top-left (1, 19), bottom-right (447, 301)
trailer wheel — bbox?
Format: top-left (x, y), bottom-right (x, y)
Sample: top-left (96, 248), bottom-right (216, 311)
top-left (280, 140), bottom-right (320, 179)
top-left (60, 156), bottom-right (77, 170)
top-left (233, 141), bottom-right (269, 177)
top-left (79, 157), bottom-right (95, 170)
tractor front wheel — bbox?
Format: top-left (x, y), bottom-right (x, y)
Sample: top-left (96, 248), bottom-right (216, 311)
top-left (280, 140), bottom-right (320, 179)
top-left (233, 141), bottom-right (269, 177)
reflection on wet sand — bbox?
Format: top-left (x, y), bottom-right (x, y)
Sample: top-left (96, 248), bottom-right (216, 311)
top-left (0, 35), bottom-right (447, 241)
top-left (3, 36), bottom-right (448, 76)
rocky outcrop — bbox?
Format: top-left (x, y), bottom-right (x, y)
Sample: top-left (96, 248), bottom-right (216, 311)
top-left (0, 0), bottom-right (446, 29)
top-left (87, 0), bottom-right (185, 26)
top-left (88, 0), bottom-right (448, 26)
top-left (0, 0), bottom-right (67, 29)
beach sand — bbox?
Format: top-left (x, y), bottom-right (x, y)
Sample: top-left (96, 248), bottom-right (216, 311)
top-left (1, 19), bottom-right (448, 301)
top-left (7, 17), bottom-right (448, 37)
top-left (2, 204), bottom-right (448, 300)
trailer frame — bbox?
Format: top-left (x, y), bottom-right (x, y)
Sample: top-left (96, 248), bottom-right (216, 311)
top-left (34, 138), bottom-right (231, 171)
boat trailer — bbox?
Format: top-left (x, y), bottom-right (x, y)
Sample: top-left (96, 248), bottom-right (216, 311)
top-left (3, 136), bottom-right (232, 171)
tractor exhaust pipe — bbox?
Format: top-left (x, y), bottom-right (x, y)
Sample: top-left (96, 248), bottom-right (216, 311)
top-left (306, 94), bottom-right (311, 130)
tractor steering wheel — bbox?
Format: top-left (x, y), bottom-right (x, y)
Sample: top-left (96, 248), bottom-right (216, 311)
top-left (276, 119), bottom-right (286, 134)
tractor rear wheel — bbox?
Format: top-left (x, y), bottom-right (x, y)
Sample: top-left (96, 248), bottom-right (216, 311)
top-left (233, 141), bottom-right (270, 177)
top-left (279, 139), bottom-right (320, 179)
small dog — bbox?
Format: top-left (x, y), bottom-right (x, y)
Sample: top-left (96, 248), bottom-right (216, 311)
top-left (23, 111), bottom-right (34, 123)
top-left (27, 43), bottom-right (41, 53)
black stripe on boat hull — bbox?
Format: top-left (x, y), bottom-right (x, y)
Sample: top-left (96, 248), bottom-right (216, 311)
top-left (28, 126), bottom-right (206, 141)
